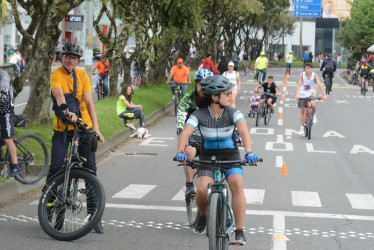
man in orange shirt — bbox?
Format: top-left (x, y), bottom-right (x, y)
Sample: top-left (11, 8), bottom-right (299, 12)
top-left (166, 58), bottom-right (191, 100)
top-left (93, 54), bottom-right (110, 97)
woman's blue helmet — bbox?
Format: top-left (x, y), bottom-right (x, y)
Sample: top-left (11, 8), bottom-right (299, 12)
top-left (194, 69), bottom-right (214, 81)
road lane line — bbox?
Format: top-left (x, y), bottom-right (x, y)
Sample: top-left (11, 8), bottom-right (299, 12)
top-left (292, 191), bottom-right (322, 207)
top-left (244, 189), bottom-right (265, 204)
top-left (112, 184), bottom-right (157, 199)
top-left (273, 215), bottom-right (287, 250)
top-left (276, 156), bottom-right (283, 168)
top-left (346, 194), bottom-right (374, 210)
top-left (171, 188), bottom-right (185, 200)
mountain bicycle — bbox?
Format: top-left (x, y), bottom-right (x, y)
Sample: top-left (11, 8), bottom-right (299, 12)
top-left (255, 92), bottom-right (274, 127)
top-left (38, 118), bottom-right (105, 241)
top-left (303, 97), bottom-right (323, 140)
top-left (325, 72), bottom-right (332, 95)
top-left (0, 115), bottom-right (49, 184)
top-left (174, 84), bottom-right (182, 116)
top-left (360, 75), bottom-right (368, 96)
top-left (179, 156), bottom-right (262, 249)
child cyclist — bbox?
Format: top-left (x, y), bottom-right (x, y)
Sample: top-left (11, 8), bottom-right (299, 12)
top-left (175, 75), bottom-right (259, 245)
top-left (248, 90), bottom-right (260, 117)
top-left (295, 62), bottom-right (327, 134)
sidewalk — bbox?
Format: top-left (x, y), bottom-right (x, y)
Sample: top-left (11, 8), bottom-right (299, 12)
top-left (0, 101), bottom-right (174, 203)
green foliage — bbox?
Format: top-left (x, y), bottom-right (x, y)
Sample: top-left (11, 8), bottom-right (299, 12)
top-left (337, 0), bottom-right (374, 56)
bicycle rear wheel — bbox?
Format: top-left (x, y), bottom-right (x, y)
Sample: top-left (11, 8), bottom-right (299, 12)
top-left (11, 133), bottom-right (49, 184)
top-left (174, 90), bottom-right (181, 116)
top-left (326, 76), bottom-right (331, 95)
top-left (38, 169), bottom-right (105, 241)
top-left (255, 105), bottom-right (264, 127)
top-left (304, 112), bottom-right (309, 138)
top-left (98, 82), bottom-right (104, 100)
top-left (186, 173), bottom-right (199, 226)
top-left (208, 192), bottom-right (229, 250)
top-left (264, 106), bottom-right (272, 125)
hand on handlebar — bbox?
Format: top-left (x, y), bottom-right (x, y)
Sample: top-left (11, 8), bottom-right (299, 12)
top-left (245, 152), bottom-right (259, 163)
top-left (175, 152), bottom-right (187, 162)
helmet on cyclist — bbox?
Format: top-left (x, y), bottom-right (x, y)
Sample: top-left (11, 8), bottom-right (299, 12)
top-left (194, 69), bottom-right (214, 81)
top-left (361, 58), bottom-right (367, 63)
top-left (61, 43), bottom-right (82, 58)
top-left (200, 75), bottom-right (234, 95)
top-left (260, 51), bottom-right (265, 56)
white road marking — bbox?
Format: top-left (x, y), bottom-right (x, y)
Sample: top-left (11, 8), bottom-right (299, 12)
top-left (276, 156), bottom-right (283, 168)
top-left (346, 194), bottom-right (374, 210)
top-left (14, 102), bottom-right (27, 107)
top-left (273, 215), bottom-right (287, 250)
top-left (292, 191), bottom-right (322, 207)
top-left (112, 184), bottom-right (157, 199)
top-left (244, 189), bottom-right (265, 204)
top-left (305, 143), bottom-right (336, 154)
top-left (140, 137), bottom-right (174, 147)
top-left (171, 188), bottom-right (185, 201)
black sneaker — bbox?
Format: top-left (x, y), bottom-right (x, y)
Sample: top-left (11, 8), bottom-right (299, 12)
top-left (185, 184), bottom-right (196, 197)
top-left (231, 229), bottom-right (246, 245)
top-left (194, 216), bottom-right (206, 234)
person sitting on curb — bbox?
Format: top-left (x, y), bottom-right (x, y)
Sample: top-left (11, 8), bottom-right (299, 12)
top-left (117, 84), bottom-right (150, 138)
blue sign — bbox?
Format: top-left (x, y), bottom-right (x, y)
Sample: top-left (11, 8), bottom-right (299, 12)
top-left (294, 0), bottom-right (322, 18)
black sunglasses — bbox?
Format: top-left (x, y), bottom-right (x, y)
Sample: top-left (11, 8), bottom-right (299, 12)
top-left (223, 90), bottom-right (233, 97)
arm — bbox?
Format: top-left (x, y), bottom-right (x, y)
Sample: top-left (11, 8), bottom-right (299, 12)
top-left (254, 84), bottom-right (262, 92)
top-left (236, 120), bottom-right (252, 154)
top-left (52, 87), bottom-right (78, 122)
top-left (84, 91), bottom-right (105, 142)
top-left (236, 73), bottom-right (241, 91)
top-left (275, 87), bottom-right (279, 97)
top-left (295, 73), bottom-right (303, 99)
top-left (121, 98), bottom-right (140, 109)
top-left (166, 70), bottom-right (174, 85)
top-left (314, 74), bottom-right (327, 99)
top-left (177, 125), bottom-right (194, 153)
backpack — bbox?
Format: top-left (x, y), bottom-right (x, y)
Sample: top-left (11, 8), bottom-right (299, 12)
top-left (51, 70), bottom-right (81, 141)
top-left (303, 53), bottom-right (309, 61)
top-left (324, 59), bottom-right (335, 71)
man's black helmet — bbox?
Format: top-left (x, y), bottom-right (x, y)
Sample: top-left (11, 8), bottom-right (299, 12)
top-left (61, 43), bottom-right (82, 58)
top-left (200, 75), bottom-right (235, 95)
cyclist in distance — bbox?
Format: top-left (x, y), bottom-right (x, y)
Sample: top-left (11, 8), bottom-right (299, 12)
top-left (285, 50), bottom-right (294, 74)
top-left (254, 51), bottom-right (268, 83)
top-left (254, 75), bottom-right (279, 114)
top-left (242, 51), bottom-right (250, 74)
top-left (49, 42), bottom-right (105, 233)
top-left (295, 62), bottom-right (327, 134)
top-left (358, 59), bottom-right (371, 91)
top-left (166, 58), bottom-right (191, 100)
top-left (93, 54), bottom-right (110, 97)
top-left (177, 69), bottom-right (214, 196)
top-left (175, 75), bottom-right (259, 245)
top-left (223, 62), bottom-right (241, 108)
top-left (320, 54), bottom-right (336, 90)
top-left (0, 69), bottom-right (22, 176)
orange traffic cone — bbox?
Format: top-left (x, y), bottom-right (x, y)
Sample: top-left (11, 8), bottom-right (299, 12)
top-left (281, 94), bottom-right (286, 101)
top-left (283, 80), bottom-right (287, 87)
top-left (280, 162), bottom-right (288, 175)
top-left (278, 113), bottom-right (283, 120)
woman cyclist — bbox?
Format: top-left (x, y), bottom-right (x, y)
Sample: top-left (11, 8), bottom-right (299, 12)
top-left (175, 75), bottom-right (259, 245)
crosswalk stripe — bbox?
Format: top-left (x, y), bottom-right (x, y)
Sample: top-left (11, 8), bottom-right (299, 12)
top-left (244, 189), bottom-right (265, 204)
top-left (291, 191), bottom-right (322, 207)
top-left (112, 184), bottom-right (156, 199)
top-left (346, 194), bottom-right (374, 210)
top-left (171, 188), bottom-right (185, 201)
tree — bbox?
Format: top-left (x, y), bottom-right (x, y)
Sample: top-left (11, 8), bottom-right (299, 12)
top-left (9, 0), bottom-right (84, 124)
top-left (337, 0), bottom-right (374, 57)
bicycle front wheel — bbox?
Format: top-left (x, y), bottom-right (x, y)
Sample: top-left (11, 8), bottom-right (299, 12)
top-left (208, 192), bottom-right (229, 250)
top-left (264, 106), bottom-right (272, 125)
top-left (186, 173), bottom-right (199, 226)
top-left (326, 77), bottom-right (331, 95)
top-left (38, 169), bottom-right (106, 241)
top-left (98, 82), bottom-right (104, 100)
top-left (11, 133), bottom-right (49, 184)
top-left (304, 112), bottom-right (309, 138)
top-left (308, 114), bottom-right (313, 140)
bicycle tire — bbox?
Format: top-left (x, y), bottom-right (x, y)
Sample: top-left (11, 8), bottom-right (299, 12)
top-left (326, 76), bottom-right (331, 95)
top-left (10, 133), bottom-right (49, 184)
top-left (255, 108), bottom-right (261, 127)
top-left (98, 82), bottom-right (104, 100)
top-left (304, 112), bottom-right (309, 138)
top-left (308, 113), bottom-right (313, 140)
top-left (174, 90), bottom-right (181, 116)
top-left (208, 192), bottom-right (228, 250)
top-left (186, 174), bottom-right (199, 226)
top-left (264, 106), bottom-right (272, 125)
top-left (38, 169), bottom-right (105, 241)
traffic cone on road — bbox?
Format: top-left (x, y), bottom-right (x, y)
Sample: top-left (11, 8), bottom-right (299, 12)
top-left (283, 80), bottom-right (287, 87)
top-left (281, 94), bottom-right (286, 101)
top-left (280, 162), bottom-right (288, 175)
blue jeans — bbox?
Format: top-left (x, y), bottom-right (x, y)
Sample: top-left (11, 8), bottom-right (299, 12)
top-left (286, 63), bottom-right (292, 73)
top-left (47, 130), bottom-right (96, 182)
top-left (170, 81), bottom-right (188, 99)
top-left (119, 107), bottom-right (146, 127)
top-left (256, 69), bottom-right (267, 83)
top-left (95, 75), bottom-right (109, 96)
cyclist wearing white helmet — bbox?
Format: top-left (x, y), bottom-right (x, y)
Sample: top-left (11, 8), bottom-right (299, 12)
top-left (177, 69), bottom-right (214, 196)
top-left (175, 75), bottom-right (259, 245)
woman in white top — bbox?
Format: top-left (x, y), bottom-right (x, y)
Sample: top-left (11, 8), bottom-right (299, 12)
top-left (223, 61), bottom-right (241, 108)
top-left (295, 62), bottom-right (327, 134)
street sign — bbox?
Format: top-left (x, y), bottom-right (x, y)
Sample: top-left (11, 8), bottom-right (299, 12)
top-left (85, 50), bottom-right (93, 66)
top-left (294, 0), bottom-right (322, 18)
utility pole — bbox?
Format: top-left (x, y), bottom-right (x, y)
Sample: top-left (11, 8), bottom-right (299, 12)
top-left (85, 1), bottom-right (93, 75)
top-left (299, 18), bottom-right (303, 61)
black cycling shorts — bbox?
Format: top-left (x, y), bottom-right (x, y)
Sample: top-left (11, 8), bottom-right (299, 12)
top-left (261, 94), bottom-right (277, 104)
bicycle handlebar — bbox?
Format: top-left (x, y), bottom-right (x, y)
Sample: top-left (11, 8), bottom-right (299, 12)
top-left (173, 157), bottom-right (263, 169)
top-left (261, 92), bottom-right (275, 97)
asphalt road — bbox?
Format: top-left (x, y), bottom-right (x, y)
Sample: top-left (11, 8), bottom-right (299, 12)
top-left (2, 66), bottom-right (374, 250)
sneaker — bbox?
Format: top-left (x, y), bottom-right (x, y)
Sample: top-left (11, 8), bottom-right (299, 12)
top-left (125, 123), bottom-right (136, 130)
top-left (185, 184), bottom-right (196, 197)
top-left (313, 114), bottom-right (317, 124)
top-left (93, 221), bottom-right (104, 234)
top-left (194, 216), bottom-right (206, 234)
top-left (299, 126), bottom-right (305, 135)
top-left (172, 96), bottom-right (175, 101)
top-left (247, 112), bottom-right (251, 117)
top-left (231, 229), bottom-right (246, 245)
top-left (9, 166), bottom-right (22, 177)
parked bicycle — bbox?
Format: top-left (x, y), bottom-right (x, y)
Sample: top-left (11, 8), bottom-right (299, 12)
top-left (0, 114), bottom-right (49, 184)
top-left (255, 92), bottom-right (274, 127)
top-left (174, 84), bottom-right (182, 116)
top-left (38, 118), bottom-right (105, 241)
top-left (177, 156), bottom-right (262, 249)
top-left (303, 97), bottom-right (323, 140)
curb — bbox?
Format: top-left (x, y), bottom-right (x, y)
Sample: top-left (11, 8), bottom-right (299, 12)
top-left (0, 101), bottom-right (174, 204)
